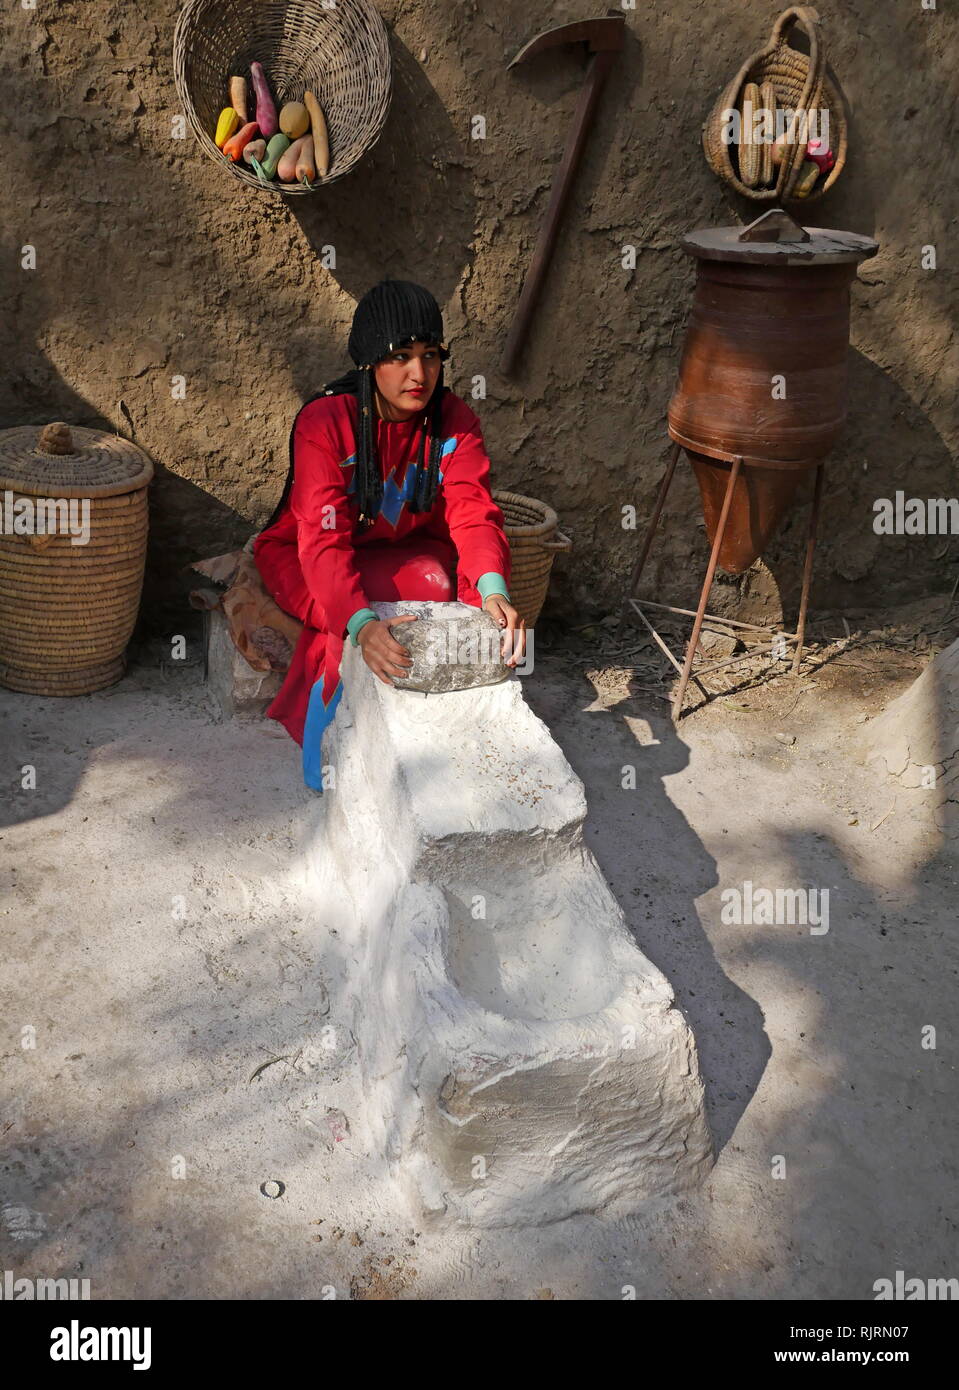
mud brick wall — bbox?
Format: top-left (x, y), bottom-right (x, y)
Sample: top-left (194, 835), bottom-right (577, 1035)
top-left (1, 1), bottom-right (955, 634)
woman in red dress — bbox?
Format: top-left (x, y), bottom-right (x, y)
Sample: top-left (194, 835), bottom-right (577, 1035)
top-left (253, 279), bottom-right (526, 790)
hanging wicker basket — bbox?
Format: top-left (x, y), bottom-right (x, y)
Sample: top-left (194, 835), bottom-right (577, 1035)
top-left (702, 6), bottom-right (848, 203)
top-left (173, 0), bottom-right (392, 196)
top-left (0, 422), bottom-right (153, 696)
top-left (493, 490), bottom-right (571, 629)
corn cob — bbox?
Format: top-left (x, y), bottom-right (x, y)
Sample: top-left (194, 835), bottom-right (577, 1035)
top-left (759, 81), bottom-right (776, 186)
top-left (738, 82), bottom-right (762, 187)
top-left (792, 160), bottom-right (820, 199)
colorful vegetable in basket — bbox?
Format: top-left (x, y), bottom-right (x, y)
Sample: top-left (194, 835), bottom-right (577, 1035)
top-left (222, 120), bottom-right (259, 162)
top-left (792, 160), bottom-right (820, 198)
top-left (279, 102), bottom-right (310, 140)
top-left (277, 136), bottom-right (308, 181)
top-left (738, 82), bottom-right (762, 188)
top-left (229, 76), bottom-right (248, 124)
top-left (304, 91), bottom-right (330, 177)
top-left (252, 132), bottom-right (290, 182)
top-left (296, 134), bottom-right (316, 188)
top-left (250, 61), bottom-right (278, 139)
top-left (806, 138), bottom-right (835, 173)
top-left (214, 106), bottom-right (240, 149)
top-left (242, 138), bottom-right (267, 166)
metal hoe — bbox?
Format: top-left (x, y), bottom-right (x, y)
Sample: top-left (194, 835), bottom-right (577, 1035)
top-left (501, 12), bottom-right (626, 376)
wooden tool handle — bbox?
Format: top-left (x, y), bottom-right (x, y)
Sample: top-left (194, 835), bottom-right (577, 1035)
top-left (501, 47), bottom-right (619, 376)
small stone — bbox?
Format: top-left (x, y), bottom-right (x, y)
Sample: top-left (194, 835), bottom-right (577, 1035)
top-left (774, 731), bottom-right (796, 745)
top-left (699, 629), bottom-right (738, 660)
top-left (326, 1109), bottom-right (350, 1144)
top-left (128, 337), bottom-right (167, 378)
top-left (260, 1179), bottom-right (284, 1199)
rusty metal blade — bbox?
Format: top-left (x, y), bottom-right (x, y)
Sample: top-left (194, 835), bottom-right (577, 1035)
top-left (508, 13), bottom-right (625, 68)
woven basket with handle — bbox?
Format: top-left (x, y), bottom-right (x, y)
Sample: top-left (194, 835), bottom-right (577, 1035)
top-left (0, 422), bottom-right (153, 696)
top-left (493, 491), bottom-right (571, 629)
top-left (702, 6), bottom-right (848, 203)
top-left (173, 0), bottom-right (392, 195)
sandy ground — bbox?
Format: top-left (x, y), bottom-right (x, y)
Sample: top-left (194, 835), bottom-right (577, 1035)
top-left (1, 606), bottom-right (956, 1300)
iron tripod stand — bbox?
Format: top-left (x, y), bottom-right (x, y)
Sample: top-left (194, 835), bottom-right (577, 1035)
top-left (616, 441), bottom-right (826, 719)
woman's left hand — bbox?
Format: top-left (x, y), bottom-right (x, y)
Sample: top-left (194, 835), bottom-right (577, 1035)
top-left (484, 595), bottom-right (527, 668)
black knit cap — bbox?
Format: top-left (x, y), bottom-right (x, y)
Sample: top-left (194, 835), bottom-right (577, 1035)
top-left (263, 279), bottom-right (451, 532)
top-left (348, 279), bottom-right (450, 368)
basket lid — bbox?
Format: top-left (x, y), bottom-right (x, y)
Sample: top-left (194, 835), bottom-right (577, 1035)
top-left (682, 209), bottom-right (878, 266)
top-left (0, 422), bottom-right (154, 498)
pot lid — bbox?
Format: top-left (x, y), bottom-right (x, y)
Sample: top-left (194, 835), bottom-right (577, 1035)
top-left (682, 209), bottom-right (879, 266)
top-left (0, 422), bottom-right (154, 498)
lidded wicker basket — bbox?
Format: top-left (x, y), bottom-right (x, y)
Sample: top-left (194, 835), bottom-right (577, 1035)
top-left (0, 422), bottom-right (153, 696)
top-left (703, 5), bottom-right (848, 203)
top-left (493, 491), bottom-right (571, 629)
top-left (173, 0), bottom-right (392, 195)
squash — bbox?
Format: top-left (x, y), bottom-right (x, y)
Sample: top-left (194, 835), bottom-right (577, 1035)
top-left (277, 136), bottom-right (307, 181)
top-left (279, 102), bottom-right (310, 140)
top-left (296, 135), bottom-right (316, 188)
top-left (214, 106), bottom-right (240, 149)
top-left (303, 91), bottom-right (330, 177)
top-left (242, 138), bottom-right (267, 166)
top-left (258, 132), bottom-right (290, 180)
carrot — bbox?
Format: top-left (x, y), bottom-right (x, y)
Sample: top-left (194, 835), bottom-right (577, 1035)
top-left (223, 120), bottom-right (259, 162)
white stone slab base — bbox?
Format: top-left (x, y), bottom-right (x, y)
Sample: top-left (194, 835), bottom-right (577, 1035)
top-left (306, 601), bottom-right (713, 1227)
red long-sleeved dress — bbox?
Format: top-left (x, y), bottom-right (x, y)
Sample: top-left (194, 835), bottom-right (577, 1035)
top-left (253, 388), bottom-right (511, 788)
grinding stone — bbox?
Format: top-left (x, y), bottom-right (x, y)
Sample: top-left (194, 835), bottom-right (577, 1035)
top-left (387, 607), bottom-right (509, 693)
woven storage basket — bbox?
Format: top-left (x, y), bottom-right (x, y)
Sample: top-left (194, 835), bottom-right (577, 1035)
top-left (173, 0), bottom-right (392, 195)
top-left (493, 491), bottom-right (571, 629)
top-left (0, 422), bottom-right (153, 695)
top-left (702, 5), bottom-right (848, 203)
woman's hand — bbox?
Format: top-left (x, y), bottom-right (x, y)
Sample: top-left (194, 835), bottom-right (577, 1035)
top-left (483, 595), bottom-right (527, 668)
top-left (357, 615), bottom-right (418, 685)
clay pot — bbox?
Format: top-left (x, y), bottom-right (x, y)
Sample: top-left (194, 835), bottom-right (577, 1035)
top-left (667, 216), bottom-right (878, 573)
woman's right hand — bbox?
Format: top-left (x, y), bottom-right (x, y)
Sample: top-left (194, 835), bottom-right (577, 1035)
top-left (357, 615), bottom-right (418, 685)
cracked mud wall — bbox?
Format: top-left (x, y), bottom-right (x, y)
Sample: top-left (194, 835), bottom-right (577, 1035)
top-left (1, 0), bottom-right (955, 634)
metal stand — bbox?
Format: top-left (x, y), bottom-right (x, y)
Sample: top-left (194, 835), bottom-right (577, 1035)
top-left (618, 445), bottom-right (825, 718)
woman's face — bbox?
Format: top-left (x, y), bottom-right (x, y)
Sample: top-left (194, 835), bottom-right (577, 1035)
top-left (373, 341), bottom-right (443, 421)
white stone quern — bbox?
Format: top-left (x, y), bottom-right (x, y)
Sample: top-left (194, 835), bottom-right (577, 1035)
top-left (306, 600), bottom-right (713, 1227)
